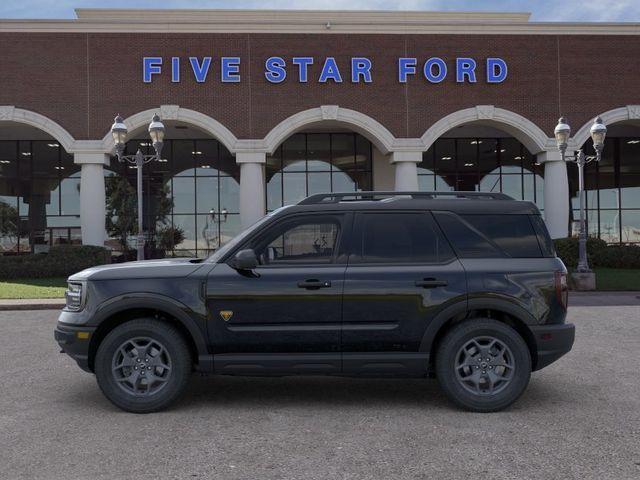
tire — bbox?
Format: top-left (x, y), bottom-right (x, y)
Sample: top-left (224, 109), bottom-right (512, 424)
top-left (95, 318), bottom-right (192, 413)
top-left (435, 318), bottom-right (531, 412)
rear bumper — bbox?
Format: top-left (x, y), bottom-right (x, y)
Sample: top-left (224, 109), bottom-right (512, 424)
top-left (530, 323), bottom-right (575, 371)
top-left (54, 323), bottom-right (96, 373)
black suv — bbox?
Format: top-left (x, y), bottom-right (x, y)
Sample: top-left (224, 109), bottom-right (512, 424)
top-left (55, 191), bottom-right (574, 413)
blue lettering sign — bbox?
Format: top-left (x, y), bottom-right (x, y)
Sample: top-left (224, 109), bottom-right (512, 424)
top-left (265, 56), bottom-right (287, 83)
top-left (424, 57), bottom-right (447, 83)
top-left (221, 57), bottom-right (240, 83)
top-left (351, 57), bottom-right (372, 83)
top-left (171, 57), bottom-right (180, 83)
top-left (398, 58), bottom-right (417, 83)
top-left (292, 57), bottom-right (314, 82)
top-left (487, 58), bottom-right (508, 83)
top-left (456, 58), bottom-right (477, 83)
top-left (319, 57), bottom-right (342, 83)
top-left (189, 57), bottom-right (212, 83)
top-left (143, 57), bottom-right (162, 83)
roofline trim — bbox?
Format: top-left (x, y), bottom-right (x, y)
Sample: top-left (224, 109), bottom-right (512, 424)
top-left (1, 9), bottom-right (640, 35)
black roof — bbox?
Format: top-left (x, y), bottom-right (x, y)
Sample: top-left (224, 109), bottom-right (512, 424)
top-left (279, 191), bottom-right (541, 216)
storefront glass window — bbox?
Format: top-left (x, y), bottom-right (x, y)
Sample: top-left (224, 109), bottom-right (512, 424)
top-left (266, 133), bottom-right (373, 211)
top-left (570, 137), bottom-right (640, 243)
top-left (420, 138), bottom-right (543, 210)
top-left (0, 140), bottom-right (81, 254)
top-left (107, 138), bottom-right (239, 257)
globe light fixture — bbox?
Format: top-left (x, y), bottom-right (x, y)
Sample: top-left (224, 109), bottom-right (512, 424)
top-left (554, 115), bottom-right (607, 277)
top-left (110, 112), bottom-right (166, 261)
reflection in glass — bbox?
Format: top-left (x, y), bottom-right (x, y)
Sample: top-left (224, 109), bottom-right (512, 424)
top-left (572, 136), bottom-right (640, 243)
top-left (266, 133), bottom-right (372, 210)
top-left (106, 138), bottom-right (239, 256)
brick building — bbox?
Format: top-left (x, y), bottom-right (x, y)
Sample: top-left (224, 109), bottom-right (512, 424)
top-left (1, 9), bottom-right (639, 255)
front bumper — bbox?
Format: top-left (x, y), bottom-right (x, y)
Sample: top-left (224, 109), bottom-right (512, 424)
top-left (54, 322), bottom-right (96, 373)
top-left (530, 322), bottom-right (575, 371)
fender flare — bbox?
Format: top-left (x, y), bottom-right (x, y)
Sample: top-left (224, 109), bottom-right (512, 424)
top-left (89, 293), bottom-right (209, 358)
top-left (419, 296), bottom-right (536, 353)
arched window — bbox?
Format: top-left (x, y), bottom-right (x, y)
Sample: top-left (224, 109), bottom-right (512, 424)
top-left (570, 135), bottom-right (640, 244)
top-left (266, 133), bottom-right (373, 211)
top-left (107, 138), bottom-right (240, 257)
top-left (0, 139), bottom-right (80, 254)
top-left (419, 137), bottom-right (543, 209)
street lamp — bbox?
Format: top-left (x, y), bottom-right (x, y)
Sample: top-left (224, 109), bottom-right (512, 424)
top-left (110, 113), bottom-right (165, 261)
top-left (554, 116), bottom-right (607, 273)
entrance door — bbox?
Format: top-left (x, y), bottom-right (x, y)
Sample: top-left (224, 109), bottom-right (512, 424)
top-left (341, 211), bottom-right (467, 375)
top-left (206, 212), bottom-right (350, 374)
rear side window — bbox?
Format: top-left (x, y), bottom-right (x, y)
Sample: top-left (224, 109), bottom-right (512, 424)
top-left (433, 212), bottom-right (503, 258)
top-left (353, 212), bottom-right (455, 264)
top-left (460, 214), bottom-right (543, 258)
top-left (530, 215), bottom-right (556, 257)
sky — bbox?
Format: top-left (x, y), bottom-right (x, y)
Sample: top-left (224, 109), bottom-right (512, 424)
top-left (0, 0), bottom-right (639, 22)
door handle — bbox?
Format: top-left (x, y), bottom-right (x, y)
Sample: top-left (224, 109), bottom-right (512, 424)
top-left (415, 278), bottom-right (448, 288)
top-left (297, 279), bottom-right (332, 290)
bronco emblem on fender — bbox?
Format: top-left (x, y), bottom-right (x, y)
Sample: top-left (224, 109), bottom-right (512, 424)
top-left (219, 310), bottom-right (233, 322)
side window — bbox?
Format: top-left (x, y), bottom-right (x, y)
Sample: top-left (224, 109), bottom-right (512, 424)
top-left (530, 214), bottom-right (556, 257)
top-left (255, 217), bottom-right (340, 265)
top-left (433, 212), bottom-right (503, 258)
top-left (354, 212), bottom-right (455, 264)
top-left (461, 214), bottom-right (543, 258)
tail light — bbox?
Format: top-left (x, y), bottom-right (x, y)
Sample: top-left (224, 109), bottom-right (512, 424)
top-left (555, 271), bottom-right (568, 310)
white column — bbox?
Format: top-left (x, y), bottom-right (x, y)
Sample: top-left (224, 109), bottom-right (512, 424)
top-left (539, 151), bottom-right (569, 239)
top-left (75, 152), bottom-right (110, 246)
top-left (391, 151), bottom-right (422, 191)
top-left (237, 151), bottom-right (266, 230)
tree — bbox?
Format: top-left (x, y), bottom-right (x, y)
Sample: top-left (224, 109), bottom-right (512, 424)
top-left (105, 175), bottom-right (180, 253)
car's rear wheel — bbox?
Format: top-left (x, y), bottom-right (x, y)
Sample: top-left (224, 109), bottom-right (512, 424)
top-left (435, 318), bottom-right (531, 412)
top-left (95, 318), bottom-right (191, 413)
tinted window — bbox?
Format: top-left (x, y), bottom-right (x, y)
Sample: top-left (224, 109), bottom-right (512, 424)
top-left (354, 212), bottom-right (455, 264)
top-left (461, 214), bottom-right (542, 258)
top-left (530, 214), bottom-right (556, 257)
top-left (256, 217), bottom-right (340, 265)
top-left (434, 212), bottom-right (503, 258)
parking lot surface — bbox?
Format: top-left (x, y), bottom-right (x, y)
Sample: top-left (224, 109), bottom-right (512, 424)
top-left (0, 307), bottom-right (638, 480)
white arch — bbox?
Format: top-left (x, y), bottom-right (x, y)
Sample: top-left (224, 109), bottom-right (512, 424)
top-left (420, 105), bottom-right (552, 154)
top-left (571, 105), bottom-right (640, 148)
top-left (263, 106), bottom-right (396, 155)
top-left (100, 105), bottom-right (239, 154)
top-left (0, 106), bottom-right (76, 152)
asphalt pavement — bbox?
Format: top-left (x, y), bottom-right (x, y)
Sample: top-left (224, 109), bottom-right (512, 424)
top-left (0, 307), bottom-right (638, 480)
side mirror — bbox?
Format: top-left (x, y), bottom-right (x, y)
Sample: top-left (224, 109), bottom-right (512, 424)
top-left (233, 249), bottom-right (258, 270)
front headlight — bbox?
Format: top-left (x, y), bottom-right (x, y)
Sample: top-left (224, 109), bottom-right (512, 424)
top-left (65, 282), bottom-right (85, 311)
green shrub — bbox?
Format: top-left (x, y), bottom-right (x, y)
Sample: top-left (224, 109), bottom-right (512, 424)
top-left (0, 245), bottom-right (110, 280)
top-left (592, 245), bottom-right (640, 269)
top-left (554, 237), bottom-right (640, 269)
top-left (553, 237), bottom-right (608, 268)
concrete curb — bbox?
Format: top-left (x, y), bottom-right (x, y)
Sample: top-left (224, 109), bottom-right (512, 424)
top-left (0, 299), bottom-right (65, 311)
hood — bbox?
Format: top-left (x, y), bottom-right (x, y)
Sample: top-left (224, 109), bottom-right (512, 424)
top-left (68, 258), bottom-right (207, 281)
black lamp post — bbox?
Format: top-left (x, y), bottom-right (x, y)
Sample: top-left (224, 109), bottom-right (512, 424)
top-left (110, 113), bottom-right (166, 261)
top-left (554, 116), bottom-right (607, 273)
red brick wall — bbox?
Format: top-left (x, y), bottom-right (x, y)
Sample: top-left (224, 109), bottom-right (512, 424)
top-left (0, 32), bottom-right (639, 142)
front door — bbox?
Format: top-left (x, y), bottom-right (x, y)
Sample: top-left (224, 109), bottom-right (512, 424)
top-left (206, 212), bottom-right (350, 374)
top-left (341, 211), bottom-right (467, 375)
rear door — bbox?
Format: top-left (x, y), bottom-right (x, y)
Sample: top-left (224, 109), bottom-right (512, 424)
top-left (341, 211), bottom-right (467, 375)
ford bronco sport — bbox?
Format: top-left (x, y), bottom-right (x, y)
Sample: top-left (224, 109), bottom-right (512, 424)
top-left (55, 191), bottom-right (574, 413)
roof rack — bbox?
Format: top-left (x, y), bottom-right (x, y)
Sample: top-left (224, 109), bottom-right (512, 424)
top-left (298, 191), bottom-right (512, 205)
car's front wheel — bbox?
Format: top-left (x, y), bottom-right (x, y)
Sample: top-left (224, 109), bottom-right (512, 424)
top-left (95, 318), bottom-right (192, 413)
top-left (435, 318), bottom-right (531, 412)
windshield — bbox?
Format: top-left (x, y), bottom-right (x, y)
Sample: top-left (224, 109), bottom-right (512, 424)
top-left (205, 206), bottom-right (292, 263)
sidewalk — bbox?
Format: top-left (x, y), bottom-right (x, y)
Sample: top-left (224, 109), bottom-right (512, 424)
top-left (1, 292), bottom-right (639, 311)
